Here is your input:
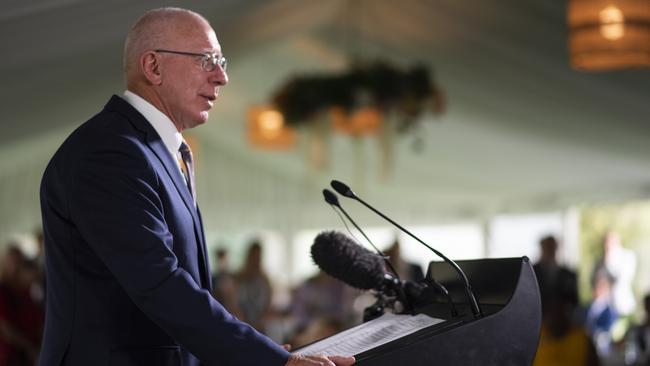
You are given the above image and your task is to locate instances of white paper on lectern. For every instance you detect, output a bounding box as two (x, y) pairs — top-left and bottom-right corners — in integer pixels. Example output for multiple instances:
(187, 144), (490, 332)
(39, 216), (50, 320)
(293, 313), (444, 357)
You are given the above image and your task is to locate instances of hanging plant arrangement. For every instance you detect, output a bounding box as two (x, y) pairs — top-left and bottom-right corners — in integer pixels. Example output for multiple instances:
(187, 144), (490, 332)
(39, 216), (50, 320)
(270, 61), (445, 135)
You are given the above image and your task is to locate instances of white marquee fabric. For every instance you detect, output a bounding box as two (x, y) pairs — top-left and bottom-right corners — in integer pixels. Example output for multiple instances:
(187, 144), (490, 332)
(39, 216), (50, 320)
(2, 0), (650, 246)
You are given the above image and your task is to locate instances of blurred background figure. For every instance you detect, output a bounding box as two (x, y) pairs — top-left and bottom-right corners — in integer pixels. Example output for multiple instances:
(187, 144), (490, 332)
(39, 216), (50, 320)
(32, 229), (45, 273)
(290, 318), (345, 349)
(234, 240), (273, 333)
(533, 234), (599, 365)
(385, 239), (424, 282)
(595, 231), (637, 318)
(211, 247), (239, 314)
(30, 229), (45, 307)
(0, 244), (43, 366)
(534, 285), (600, 366)
(586, 268), (619, 357)
(624, 293), (650, 366)
(290, 271), (358, 345)
(533, 235), (578, 314)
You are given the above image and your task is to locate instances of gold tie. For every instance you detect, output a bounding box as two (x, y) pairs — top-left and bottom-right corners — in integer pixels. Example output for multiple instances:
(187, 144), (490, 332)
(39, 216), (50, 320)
(178, 141), (196, 204)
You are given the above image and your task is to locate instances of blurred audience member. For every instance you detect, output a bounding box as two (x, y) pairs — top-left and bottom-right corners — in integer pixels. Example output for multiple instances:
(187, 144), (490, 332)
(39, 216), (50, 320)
(290, 318), (345, 349)
(235, 240), (273, 332)
(534, 283), (600, 366)
(0, 244), (44, 366)
(20, 229), (46, 311)
(594, 231), (637, 317)
(624, 294), (650, 365)
(291, 271), (358, 333)
(586, 268), (619, 357)
(533, 235), (578, 313)
(211, 248), (238, 313)
(32, 229), (45, 272)
(385, 239), (424, 282)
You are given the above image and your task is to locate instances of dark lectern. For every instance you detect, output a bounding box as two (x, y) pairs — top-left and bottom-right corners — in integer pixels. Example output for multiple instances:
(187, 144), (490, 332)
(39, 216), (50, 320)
(353, 257), (541, 365)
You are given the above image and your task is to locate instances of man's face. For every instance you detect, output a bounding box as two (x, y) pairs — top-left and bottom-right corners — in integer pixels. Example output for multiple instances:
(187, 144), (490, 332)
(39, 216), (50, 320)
(157, 19), (228, 131)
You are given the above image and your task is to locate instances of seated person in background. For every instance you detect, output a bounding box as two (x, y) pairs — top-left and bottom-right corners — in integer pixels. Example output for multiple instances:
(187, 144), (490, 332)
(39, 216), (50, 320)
(234, 240), (273, 333)
(385, 239), (424, 282)
(534, 285), (600, 366)
(0, 244), (44, 366)
(210, 248), (239, 314)
(290, 271), (358, 344)
(290, 318), (345, 349)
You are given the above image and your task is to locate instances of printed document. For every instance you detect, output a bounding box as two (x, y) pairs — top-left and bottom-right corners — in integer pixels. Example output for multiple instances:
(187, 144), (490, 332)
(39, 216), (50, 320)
(294, 313), (444, 357)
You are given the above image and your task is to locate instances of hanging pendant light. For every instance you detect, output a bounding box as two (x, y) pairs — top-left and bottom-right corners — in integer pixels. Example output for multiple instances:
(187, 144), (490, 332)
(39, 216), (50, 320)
(568, 0), (650, 71)
(247, 105), (295, 150)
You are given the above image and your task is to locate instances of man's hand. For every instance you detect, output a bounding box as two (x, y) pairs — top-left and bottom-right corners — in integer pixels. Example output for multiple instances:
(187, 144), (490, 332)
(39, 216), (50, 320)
(286, 354), (355, 366)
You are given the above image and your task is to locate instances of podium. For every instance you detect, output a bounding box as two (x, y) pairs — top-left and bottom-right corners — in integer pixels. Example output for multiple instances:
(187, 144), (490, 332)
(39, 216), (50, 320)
(352, 257), (541, 365)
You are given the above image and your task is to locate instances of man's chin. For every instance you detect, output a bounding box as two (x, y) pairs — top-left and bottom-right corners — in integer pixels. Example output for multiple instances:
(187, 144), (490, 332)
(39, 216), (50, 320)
(194, 112), (210, 126)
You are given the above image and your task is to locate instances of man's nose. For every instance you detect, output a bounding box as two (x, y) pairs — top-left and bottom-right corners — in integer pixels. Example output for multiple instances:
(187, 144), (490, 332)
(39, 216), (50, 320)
(210, 67), (228, 86)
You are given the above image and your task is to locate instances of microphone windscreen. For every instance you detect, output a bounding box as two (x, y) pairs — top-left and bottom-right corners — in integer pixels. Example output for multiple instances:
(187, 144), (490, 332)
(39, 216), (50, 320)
(330, 180), (355, 198)
(322, 189), (340, 206)
(311, 231), (385, 290)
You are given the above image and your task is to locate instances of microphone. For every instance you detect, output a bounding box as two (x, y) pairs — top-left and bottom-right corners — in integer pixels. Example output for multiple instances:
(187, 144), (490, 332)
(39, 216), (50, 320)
(311, 231), (399, 291)
(324, 188), (457, 317)
(330, 179), (482, 317)
(331, 180), (354, 198)
(322, 190), (416, 314)
(311, 230), (412, 320)
(323, 188), (340, 206)
(312, 230), (453, 319)
(322, 189), (402, 282)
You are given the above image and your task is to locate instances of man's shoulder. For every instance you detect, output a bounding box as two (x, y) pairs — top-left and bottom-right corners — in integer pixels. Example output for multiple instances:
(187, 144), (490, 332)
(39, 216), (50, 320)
(82, 95), (144, 136)
(61, 96), (147, 152)
(46, 96), (156, 176)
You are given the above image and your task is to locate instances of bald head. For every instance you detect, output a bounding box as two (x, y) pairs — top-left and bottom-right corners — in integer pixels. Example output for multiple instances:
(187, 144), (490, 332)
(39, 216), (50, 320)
(123, 7), (211, 82)
(122, 7), (227, 131)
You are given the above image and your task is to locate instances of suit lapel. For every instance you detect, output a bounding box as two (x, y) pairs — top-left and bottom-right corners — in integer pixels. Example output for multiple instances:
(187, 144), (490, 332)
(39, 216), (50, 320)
(147, 136), (197, 217)
(146, 138), (211, 289)
(104, 96), (211, 289)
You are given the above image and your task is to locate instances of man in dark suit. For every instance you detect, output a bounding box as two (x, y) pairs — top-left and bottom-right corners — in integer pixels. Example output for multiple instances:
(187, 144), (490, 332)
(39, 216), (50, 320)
(533, 235), (578, 313)
(39, 7), (354, 366)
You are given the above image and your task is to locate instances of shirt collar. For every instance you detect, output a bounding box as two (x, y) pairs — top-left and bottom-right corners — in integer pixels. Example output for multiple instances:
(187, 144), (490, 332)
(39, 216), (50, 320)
(122, 90), (183, 157)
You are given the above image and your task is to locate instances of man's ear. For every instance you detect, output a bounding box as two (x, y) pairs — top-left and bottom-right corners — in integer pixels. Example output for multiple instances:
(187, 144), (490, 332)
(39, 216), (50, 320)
(141, 51), (162, 85)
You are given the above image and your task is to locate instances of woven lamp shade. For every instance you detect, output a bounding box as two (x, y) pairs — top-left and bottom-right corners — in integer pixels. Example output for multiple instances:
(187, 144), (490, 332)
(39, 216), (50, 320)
(568, 0), (650, 71)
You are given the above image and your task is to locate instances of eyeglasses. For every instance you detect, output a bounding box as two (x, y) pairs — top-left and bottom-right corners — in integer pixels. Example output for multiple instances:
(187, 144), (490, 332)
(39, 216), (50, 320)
(154, 49), (227, 72)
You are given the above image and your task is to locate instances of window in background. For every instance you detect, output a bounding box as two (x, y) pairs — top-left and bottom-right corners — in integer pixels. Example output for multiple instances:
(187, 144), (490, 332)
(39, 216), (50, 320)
(398, 223), (485, 273)
(488, 212), (564, 262)
(291, 229), (322, 287)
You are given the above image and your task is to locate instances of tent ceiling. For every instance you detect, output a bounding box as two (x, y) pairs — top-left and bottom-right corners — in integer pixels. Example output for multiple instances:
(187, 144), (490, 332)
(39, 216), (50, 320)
(2, 0), (650, 233)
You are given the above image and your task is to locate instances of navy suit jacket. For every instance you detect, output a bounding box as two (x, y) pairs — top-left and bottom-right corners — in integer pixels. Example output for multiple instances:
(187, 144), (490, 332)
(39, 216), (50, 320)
(39, 96), (290, 366)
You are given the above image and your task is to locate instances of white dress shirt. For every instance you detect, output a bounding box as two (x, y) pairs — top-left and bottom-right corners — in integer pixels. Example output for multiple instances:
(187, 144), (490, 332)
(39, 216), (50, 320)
(121, 90), (185, 175)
